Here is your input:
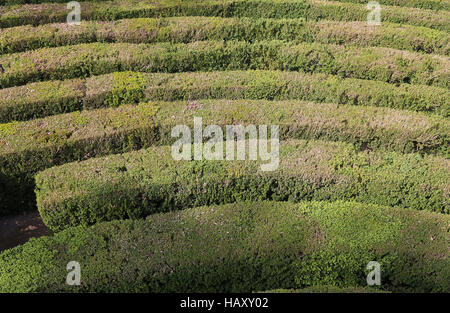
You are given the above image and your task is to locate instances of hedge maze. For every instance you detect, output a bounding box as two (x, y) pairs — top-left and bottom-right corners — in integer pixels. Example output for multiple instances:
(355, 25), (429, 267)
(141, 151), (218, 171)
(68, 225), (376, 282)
(0, 0), (449, 293)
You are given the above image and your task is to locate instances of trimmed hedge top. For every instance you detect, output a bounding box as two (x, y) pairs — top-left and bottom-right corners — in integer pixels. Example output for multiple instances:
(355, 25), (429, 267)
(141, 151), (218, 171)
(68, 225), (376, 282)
(1, 99), (447, 156)
(1, 17), (448, 55)
(263, 286), (389, 293)
(35, 139), (449, 231)
(0, 0), (447, 293)
(2, 0), (448, 10)
(329, 0), (450, 11)
(1, 98), (448, 215)
(1, 70), (449, 123)
(1, 201), (448, 292)
(0, 97), (447, 217)
(3, 70), (450, 123)
(1, 0), (449, 31)
(0, 41), (449, 89)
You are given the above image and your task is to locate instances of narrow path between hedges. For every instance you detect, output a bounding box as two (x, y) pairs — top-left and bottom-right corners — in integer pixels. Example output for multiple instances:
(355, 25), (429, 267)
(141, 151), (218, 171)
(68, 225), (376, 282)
(0, 211), (49, 252)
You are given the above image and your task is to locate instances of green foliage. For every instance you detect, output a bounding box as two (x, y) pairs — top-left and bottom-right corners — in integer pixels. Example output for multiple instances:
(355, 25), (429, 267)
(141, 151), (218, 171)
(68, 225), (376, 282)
(34, 139), (449, 231)
(0, 120), (18, 136)
(104, 72), (146, 107)
(264, 286), (388, 293)
(0, 41), (448, 90)
(0, 0), (448, 295)
(1, 70), (448, 123)
(0, 201), (448, 292)
(0, 0), (99, 4)
(0, 97), (447, 215)
(0, 101), (161, 216)
(0, 0), (448, 31)
(3, 0), (444, 10)
(331, 0), (450, 10)
(1, 17), (448, 55)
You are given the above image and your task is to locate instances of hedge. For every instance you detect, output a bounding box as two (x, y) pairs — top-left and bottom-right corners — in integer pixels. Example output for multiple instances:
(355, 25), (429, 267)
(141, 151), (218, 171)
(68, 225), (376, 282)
(0, 78), (86, 122)
(36, 138), (450, 231)
(2, 70), (448, 123)
(2, 17), (449, 56)
(331, 0), (450, 11)
(263, 286), (388, 293)
(0, 0), (104, 4)
(1, 41), (448, 90)
(1, 98), (447, 214)
(1, 201), (448, 292)
(2, 0), (447, 10)
(1, 0), (449, 31)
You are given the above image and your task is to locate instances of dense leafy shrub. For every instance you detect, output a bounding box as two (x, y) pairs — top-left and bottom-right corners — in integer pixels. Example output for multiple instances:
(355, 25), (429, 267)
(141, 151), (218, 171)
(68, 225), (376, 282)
(103, 72), (146, 107)
(0, 0), (103, 4)
(1, 17), (448, 55)
(0, 0), (447, 295)
(264, 286), (388, 293)
(331, 0), (450, 10)
(35, 139), (449, 231)
(2, 70), (448, 122)
(3, 0), (446, 10)
(1, 41), (448, 89)
(1, 0), (448, 31)
(1, 98), (447, 215)
(0, 79), (85, 122)
(0, 201), (448, 292)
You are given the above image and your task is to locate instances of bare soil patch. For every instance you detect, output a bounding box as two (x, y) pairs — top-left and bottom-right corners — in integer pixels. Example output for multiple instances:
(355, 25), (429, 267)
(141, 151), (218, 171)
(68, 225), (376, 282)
(0, 211), (50, 253)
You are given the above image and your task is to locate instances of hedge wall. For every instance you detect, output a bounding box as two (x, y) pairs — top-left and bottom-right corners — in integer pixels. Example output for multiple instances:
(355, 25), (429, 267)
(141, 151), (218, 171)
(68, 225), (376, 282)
(35, 139), (449, 231)
(264, 286), (388, 293)
(2, 0), (446, 10)
(1, 0), (448, 31)
(0, 78), (86, 122)
(0, 0), (103, 4)
(2, 17), (448, 55)
(1, 98), (448, 214)
(1, 201), (448, 292)
(1, 41), (448, 89)
(331, 0), (450, 10)
(2, 71), (448, 123)
(3, 98), (449, 215)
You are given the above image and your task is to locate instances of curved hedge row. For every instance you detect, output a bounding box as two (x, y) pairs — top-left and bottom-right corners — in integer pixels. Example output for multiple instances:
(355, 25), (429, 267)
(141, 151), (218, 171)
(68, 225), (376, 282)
(1, 201), (448, 292)
(264, 286), (388, 293)
(2, 70), (448, 123)
(1, 41), (448, 89)
(36, 139), (449, 231)
(0, 78), (86, 122)
(331, 0), (450, 11)
(1, 0), (449, 31)
(2, 0), (446, 10)
(1, 99), (448, 215)
(2, 17), (448, 55)
(0, 0), (104, 4)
